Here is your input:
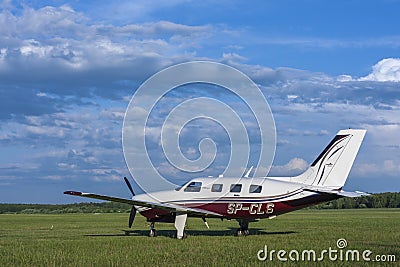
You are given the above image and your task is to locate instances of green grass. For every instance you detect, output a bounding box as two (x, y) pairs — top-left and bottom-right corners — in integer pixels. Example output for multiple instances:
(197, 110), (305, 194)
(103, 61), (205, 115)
(0, 209), (399, 266)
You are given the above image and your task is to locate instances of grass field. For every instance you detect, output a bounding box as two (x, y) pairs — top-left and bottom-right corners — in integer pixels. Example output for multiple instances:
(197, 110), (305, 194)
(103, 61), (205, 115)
(0, 209), (398, 266)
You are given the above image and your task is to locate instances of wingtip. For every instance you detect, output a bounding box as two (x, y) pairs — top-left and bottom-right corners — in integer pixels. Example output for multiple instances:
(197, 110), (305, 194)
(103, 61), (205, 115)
(64, 191), (82, 196)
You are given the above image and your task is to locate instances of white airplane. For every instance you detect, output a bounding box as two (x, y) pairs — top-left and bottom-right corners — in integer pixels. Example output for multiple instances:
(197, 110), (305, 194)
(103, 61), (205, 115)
(65, 129), (367, 239)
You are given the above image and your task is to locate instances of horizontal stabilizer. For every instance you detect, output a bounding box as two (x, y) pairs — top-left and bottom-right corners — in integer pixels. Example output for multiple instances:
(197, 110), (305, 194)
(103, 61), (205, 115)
(303, 186), (369, 198)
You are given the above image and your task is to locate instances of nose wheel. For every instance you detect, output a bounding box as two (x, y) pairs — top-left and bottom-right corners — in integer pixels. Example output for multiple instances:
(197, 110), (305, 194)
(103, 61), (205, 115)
(148, 222), (157, 237)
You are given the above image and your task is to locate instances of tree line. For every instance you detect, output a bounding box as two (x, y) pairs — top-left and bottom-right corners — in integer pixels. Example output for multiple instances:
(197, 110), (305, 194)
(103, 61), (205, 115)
(311, 192), (400, 209)
(0, 192), (399, 214)
(0, 202), (132, 214)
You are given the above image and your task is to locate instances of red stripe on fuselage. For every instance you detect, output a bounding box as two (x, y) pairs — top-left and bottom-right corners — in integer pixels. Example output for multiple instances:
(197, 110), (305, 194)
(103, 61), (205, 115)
(139, 193), (341, 221)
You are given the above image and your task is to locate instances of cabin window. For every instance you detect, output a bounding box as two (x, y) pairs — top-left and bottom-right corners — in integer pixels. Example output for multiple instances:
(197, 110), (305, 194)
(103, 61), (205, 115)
(184, 182), (202, 192)
(249, 185), (262, 193)
(230, 184), (242, 193)
(211, 184), (223, 192)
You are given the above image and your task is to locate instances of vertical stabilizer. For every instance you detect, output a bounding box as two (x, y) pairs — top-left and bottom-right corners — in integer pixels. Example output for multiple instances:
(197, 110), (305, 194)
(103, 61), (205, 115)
(292, 129), (366, 189)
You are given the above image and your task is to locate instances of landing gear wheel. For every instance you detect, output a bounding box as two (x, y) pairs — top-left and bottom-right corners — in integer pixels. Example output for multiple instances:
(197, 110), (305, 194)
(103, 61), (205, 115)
(236, 229), (243, 236)
(176, 231), (187, 239)
(236, 219), (250, 237)
(236, 229), (249, 236)
(148, 222), (157, 237)
(149, 229), (157, 237)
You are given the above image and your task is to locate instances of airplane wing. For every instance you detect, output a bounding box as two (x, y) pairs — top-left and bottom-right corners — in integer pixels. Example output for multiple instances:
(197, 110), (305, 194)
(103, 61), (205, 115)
(64, 191), (222, 217)
(303, 186), (369, 198)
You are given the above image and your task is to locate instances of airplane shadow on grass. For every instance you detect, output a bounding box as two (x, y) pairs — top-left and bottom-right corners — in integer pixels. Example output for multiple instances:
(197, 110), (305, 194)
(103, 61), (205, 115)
(84, 228), (297, 238)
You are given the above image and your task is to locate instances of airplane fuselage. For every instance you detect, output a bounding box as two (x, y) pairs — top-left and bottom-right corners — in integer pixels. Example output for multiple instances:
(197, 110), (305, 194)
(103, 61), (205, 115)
(134, 177), (340, 222)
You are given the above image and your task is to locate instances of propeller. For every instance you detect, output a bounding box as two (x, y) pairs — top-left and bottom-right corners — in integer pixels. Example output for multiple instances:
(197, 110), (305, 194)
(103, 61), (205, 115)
(124, 177), (136, 228)
(128, 206), (136, 228)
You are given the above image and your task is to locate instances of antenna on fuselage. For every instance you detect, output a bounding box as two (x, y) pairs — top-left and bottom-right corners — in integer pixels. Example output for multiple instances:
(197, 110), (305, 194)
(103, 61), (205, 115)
(244, 166), (253, 178)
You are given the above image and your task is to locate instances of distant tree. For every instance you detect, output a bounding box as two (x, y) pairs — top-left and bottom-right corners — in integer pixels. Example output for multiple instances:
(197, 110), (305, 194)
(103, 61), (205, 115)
(309, 192), (400, 209)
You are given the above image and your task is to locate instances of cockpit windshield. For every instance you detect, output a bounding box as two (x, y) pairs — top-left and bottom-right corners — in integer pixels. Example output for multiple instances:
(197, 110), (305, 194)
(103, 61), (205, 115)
(175, 181), (189, 191)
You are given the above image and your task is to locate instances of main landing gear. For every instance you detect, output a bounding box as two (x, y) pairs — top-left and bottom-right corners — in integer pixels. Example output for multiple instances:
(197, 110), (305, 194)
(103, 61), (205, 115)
(148, 213), (188, 239)
(236, 219), (249, 236)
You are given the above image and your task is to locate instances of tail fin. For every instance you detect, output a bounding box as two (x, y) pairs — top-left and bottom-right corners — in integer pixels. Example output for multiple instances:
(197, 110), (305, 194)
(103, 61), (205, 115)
(292, 129), (366, 189)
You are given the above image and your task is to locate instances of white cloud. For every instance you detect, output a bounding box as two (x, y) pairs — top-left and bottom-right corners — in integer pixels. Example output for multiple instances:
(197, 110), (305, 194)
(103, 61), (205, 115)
(221, 52), (247, 63)
(0, 5), (214, 83)
(270, 158), (308, 176)
(19, 39), (52, 57)
(119, 21), (211, 36)
(0, 48), (7, 61)
(319, 129), (329, 135)
(362, 124), (400, 151)
(354, 159), (400, 177)
(336, 74), (353, 82)
(359, 58), (400, 82)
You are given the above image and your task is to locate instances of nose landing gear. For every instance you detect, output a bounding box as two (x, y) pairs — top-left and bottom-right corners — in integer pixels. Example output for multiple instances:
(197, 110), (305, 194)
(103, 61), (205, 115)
(148, 222), (157, 237)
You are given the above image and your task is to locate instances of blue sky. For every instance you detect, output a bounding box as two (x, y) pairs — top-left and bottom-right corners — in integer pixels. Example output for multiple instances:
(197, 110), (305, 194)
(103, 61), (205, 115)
(0, 0), (399, 203)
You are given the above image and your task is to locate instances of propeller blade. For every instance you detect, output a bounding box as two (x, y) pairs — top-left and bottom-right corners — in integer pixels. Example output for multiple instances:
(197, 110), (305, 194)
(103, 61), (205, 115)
(124, 177), (136, 228)
(124, 177), (135, 196)
(129, 206), (136, 228)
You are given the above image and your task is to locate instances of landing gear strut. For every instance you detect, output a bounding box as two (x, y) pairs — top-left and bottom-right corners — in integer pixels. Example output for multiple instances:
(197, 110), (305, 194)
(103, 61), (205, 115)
(236, 219), (249, 236)
(149, 222), (157, 237)
(174, 213), (187, 239)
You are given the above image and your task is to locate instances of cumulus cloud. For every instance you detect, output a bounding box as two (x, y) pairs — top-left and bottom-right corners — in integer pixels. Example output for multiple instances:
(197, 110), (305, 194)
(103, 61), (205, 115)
(359, 58), (400, 82)
(0, 4), (212, 86)
(0, 104), (127, 186)
(221, 52), (248, 64)
(353, 159), (400, 177)
(269, 158), (308, 176)
(0, 3), (219, 123)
